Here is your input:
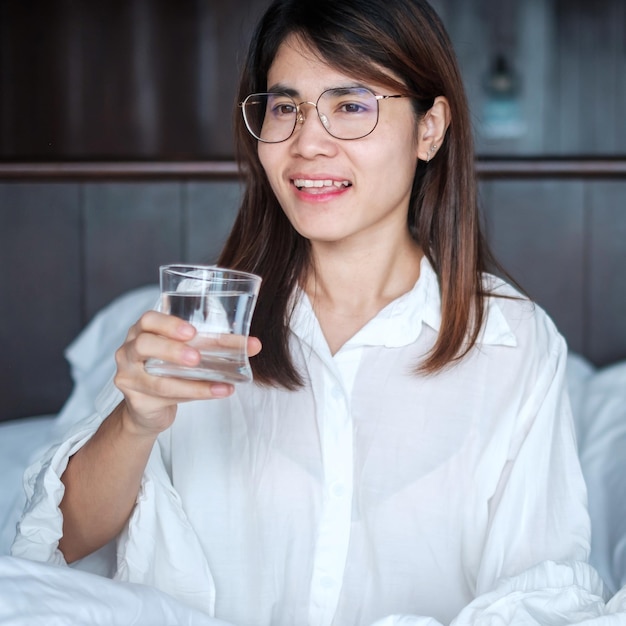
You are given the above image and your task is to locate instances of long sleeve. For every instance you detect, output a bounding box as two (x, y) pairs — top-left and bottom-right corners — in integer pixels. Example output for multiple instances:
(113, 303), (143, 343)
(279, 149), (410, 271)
(10, 379), (123, 571)
(368, 335), (611, 625)
(370, 562), (609, 626)
(10, 412), (107, 567)
(473, 333), (589, 592)
(11, 376), (218, 615)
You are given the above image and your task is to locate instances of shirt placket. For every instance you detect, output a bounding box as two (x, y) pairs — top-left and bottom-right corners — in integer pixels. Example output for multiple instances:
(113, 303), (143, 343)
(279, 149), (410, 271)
(308, 364), (355, 626)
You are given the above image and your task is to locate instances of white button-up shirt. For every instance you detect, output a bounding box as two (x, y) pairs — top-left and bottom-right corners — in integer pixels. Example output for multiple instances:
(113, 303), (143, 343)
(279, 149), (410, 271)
(13, 258), (593, 625)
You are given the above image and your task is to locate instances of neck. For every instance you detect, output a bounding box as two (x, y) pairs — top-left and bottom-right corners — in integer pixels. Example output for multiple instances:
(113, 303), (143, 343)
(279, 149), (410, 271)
(304, 232), (423, 353)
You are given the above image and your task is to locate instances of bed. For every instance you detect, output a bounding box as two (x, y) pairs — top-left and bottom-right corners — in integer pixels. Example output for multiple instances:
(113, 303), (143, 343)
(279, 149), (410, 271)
(1, 284), (626, 624)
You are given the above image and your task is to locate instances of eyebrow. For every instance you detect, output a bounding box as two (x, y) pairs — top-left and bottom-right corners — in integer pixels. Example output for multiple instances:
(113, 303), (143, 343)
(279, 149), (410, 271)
(265, 82), (371, 96)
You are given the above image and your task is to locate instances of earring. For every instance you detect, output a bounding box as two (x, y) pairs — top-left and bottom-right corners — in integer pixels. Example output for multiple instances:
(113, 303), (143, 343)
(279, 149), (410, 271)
(426, 144), (438, 163)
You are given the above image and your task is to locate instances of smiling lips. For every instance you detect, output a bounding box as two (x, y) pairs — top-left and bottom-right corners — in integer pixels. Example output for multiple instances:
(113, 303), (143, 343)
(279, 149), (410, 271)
(292, 178), (352, 193)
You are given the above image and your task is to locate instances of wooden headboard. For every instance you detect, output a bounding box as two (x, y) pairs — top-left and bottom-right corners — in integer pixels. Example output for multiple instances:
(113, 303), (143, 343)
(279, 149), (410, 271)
(1, 159), (625, 421)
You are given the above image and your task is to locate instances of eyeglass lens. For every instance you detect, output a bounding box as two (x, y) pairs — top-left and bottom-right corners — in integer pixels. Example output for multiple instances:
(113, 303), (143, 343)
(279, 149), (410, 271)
(242, 87), (380, 143)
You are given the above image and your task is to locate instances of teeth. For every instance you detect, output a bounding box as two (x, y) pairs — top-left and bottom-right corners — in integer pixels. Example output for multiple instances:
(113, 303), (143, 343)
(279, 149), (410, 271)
(293, 178), (351, 189)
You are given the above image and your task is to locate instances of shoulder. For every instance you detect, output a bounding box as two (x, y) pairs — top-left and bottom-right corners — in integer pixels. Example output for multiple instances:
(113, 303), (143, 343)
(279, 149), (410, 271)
(481, 272), (567, 369)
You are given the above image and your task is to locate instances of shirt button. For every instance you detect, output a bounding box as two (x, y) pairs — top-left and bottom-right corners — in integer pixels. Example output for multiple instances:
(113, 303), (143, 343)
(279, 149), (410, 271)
(320, 575), (336, 589)
(330, 482), (346, 498)
(330, 386), (343, 400)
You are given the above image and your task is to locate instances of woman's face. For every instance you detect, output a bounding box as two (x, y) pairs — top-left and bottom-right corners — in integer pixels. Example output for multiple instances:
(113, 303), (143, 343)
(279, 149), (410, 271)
(257, 35), (422, 251)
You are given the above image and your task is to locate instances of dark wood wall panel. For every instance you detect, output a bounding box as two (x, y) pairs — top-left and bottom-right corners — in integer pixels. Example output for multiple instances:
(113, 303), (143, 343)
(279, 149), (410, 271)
(2, 0), (624, 159)
(481, 180), (586, 356)
(83, 182), (182, 317)
(554, 0), (626, 155)
(587, 181), (626, 366)
(0, 0), (269, 160)
(0, 183), (81, 420)
(184, 181), (242, 265)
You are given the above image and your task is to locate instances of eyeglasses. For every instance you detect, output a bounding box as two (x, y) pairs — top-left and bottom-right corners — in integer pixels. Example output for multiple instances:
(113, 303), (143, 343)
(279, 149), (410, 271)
(240, 87), (410, 143)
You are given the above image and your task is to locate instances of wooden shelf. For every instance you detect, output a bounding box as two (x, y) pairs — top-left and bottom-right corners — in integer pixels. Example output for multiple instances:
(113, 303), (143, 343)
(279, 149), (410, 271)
(0, 161), (240, 180)
(476, 158), (626, 179)
(0, 158), (625, 180)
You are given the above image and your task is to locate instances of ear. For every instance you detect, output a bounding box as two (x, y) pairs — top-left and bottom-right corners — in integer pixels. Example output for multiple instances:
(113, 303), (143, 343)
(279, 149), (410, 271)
(416, 96), (451, 162)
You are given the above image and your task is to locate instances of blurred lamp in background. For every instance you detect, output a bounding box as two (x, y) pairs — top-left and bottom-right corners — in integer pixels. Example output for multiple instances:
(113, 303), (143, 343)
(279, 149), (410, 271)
(481, 53), (526, 140)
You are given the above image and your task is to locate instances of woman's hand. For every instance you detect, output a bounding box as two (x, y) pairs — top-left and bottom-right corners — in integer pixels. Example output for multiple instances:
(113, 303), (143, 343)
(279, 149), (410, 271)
(113, 310), (262, 436)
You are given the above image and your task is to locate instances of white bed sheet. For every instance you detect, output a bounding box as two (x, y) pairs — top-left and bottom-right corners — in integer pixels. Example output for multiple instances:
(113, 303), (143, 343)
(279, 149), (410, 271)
(1, 285), (625, 623)
(0, 554), (624, 626)
(0, 556), (234, 626)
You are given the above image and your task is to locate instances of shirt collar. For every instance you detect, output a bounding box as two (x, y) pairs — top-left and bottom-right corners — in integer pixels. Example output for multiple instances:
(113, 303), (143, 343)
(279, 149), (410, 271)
(290, 256), (517, 351)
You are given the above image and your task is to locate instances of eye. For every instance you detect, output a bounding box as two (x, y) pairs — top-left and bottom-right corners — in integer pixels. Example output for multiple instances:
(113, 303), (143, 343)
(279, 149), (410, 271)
(276, 103), (296, 115)
(340, 101), (367, 114)
(325, 88), (376, 116)
(269, 98), (296, 117)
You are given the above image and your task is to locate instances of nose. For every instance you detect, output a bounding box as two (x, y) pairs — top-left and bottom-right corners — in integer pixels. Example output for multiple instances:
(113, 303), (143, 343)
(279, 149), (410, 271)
(291, 102), (336, 158)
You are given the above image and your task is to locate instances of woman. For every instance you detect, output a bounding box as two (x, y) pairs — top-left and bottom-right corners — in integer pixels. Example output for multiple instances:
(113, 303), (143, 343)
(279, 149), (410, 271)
(13, 0), (602, 624)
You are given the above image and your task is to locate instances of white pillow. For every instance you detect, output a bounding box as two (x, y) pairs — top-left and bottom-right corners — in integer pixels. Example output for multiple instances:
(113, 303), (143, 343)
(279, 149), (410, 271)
(578, 360), (626, 595)
(53, 285), (160, 436)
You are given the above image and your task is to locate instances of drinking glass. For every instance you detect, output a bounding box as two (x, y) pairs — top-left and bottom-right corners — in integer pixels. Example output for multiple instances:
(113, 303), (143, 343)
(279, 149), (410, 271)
(145, 264), (261, 383)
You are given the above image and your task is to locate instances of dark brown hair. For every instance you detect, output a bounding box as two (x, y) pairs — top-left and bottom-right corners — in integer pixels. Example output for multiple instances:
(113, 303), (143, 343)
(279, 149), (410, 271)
(219, 0), (501, 388)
